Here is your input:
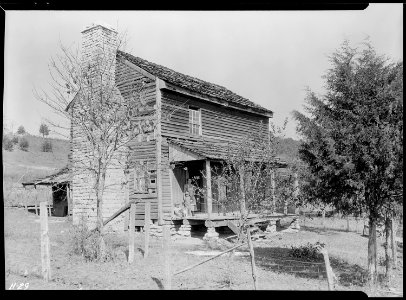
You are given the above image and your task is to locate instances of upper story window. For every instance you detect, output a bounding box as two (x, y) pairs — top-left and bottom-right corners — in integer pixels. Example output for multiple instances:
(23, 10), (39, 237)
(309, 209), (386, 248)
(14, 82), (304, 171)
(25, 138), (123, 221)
(189, 107), (202, 136)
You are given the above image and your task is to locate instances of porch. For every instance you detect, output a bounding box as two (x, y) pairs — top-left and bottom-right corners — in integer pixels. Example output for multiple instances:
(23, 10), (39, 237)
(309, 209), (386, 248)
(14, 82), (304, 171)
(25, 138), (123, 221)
(167, 211), (297, 228)
(167, 138), (296, 227)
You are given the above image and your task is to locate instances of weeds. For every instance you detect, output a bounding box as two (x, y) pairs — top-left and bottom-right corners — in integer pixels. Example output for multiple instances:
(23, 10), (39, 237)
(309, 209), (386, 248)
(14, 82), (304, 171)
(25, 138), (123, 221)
(68, 218), (114, 262)
(289, 241), (325, 261)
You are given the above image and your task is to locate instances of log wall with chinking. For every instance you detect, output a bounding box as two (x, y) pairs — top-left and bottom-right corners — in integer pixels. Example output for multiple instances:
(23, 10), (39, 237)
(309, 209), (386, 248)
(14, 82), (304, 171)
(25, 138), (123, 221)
(128, 141), (159, 222)
(116, 60), (160, 225)
(71, 56), (158, 231)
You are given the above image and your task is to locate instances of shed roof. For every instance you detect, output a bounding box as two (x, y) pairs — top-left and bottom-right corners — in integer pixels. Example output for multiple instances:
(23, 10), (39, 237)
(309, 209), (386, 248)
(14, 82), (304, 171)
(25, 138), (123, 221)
(22, 166), (71, 187)
(117, 51), (273, 116)
(167, 138), (288, 168)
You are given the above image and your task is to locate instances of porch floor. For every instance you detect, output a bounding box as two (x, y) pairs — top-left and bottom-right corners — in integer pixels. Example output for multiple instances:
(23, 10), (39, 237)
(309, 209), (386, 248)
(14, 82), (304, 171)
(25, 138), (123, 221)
(166, 211), (298, 227)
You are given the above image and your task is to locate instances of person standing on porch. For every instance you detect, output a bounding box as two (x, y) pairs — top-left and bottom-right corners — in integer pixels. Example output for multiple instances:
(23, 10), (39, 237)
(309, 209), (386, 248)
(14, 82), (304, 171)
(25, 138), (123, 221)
(184, 179), (197, 216)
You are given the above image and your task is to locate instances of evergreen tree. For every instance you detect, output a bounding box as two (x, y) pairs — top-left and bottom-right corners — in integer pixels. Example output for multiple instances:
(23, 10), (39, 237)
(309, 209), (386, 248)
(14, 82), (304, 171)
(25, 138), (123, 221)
(294, 41), (403, 282)
(17, 125), (26, 135)
(39, 123), (50, 138)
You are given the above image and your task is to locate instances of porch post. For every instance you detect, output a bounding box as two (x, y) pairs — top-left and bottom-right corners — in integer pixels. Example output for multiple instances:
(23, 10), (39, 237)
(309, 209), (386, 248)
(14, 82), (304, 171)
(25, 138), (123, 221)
(290, 172), (299, 215)
(293, 172), (299, 200)
(239, 165), (246, 218)
(271, 169), (276, 214)
(205, 160), (212, 220)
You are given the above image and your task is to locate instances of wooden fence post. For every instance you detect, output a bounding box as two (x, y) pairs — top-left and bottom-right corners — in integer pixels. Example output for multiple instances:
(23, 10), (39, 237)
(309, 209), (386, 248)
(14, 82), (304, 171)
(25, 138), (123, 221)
(40, 202), (51, 281)
(163, 224), (172, 290)
(322, 209), (326, 229)
(320, 247), (334, 290)
(124, 172), (130, 232)
(247, 228), (258, 290)
(128, 203), (136, 264)
(346, 216), (350, 232)
(144, 202), (151, 258)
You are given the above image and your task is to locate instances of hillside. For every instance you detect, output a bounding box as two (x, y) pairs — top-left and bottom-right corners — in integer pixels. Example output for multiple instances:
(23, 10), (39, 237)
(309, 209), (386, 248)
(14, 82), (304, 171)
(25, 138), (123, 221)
(2, 133), (301, 183)
(3, 134), (69, 183)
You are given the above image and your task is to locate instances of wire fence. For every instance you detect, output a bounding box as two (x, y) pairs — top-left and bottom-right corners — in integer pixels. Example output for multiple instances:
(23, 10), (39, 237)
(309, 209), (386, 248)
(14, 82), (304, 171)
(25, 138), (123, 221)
(299, 213), (403, 238)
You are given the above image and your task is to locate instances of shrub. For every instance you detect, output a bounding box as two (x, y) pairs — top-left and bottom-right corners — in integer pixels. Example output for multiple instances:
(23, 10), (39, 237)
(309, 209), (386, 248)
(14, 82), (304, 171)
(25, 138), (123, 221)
(289, 241), (325, 261)
(18, 137), (29, 151)
(11, 135), (19, 144)
(41, 140), (53, 152)
(3, 135), (14, 151)
(68, 218), (114, 262)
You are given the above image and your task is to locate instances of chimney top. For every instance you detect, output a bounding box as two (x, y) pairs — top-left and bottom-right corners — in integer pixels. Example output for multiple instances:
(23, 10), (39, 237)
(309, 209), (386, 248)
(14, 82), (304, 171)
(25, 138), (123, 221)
(81, 21), (117, 33)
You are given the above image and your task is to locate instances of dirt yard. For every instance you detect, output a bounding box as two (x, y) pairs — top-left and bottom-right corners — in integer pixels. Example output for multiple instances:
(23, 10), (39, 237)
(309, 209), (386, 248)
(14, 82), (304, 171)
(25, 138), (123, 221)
(4, 208), (403, 294)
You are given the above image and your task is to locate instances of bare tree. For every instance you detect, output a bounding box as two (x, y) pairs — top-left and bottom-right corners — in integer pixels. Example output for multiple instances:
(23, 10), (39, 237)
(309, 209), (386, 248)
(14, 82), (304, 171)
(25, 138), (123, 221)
(195, 120), (297, 235)
(34, 30), (155, 258)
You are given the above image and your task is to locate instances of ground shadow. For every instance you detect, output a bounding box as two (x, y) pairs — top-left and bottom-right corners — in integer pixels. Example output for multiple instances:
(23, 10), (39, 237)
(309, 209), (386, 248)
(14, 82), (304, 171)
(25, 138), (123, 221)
(328, 256), (369, 286)
(137, 247), (145, 256)
(300, 226), (350, 236)
(151, 277), (164, 290)
(253, 246), (325, 280)
(123, 249), (129, 260)
(252, 246), (369, 287)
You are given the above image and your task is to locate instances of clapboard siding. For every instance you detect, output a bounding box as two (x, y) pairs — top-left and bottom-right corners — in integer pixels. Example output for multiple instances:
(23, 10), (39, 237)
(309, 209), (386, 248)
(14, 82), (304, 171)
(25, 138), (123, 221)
(161, 90), (269, 142)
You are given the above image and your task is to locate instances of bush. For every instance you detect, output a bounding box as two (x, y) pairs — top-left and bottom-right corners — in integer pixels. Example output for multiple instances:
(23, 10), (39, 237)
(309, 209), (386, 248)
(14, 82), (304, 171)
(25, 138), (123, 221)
(3, 135), (14, 151)
(11, 135), (19, 144)
(41, 140), (53, 152)
(18, 137), (29, 151)
(69, 218), (114, 262)
(289, 241), (325, 261)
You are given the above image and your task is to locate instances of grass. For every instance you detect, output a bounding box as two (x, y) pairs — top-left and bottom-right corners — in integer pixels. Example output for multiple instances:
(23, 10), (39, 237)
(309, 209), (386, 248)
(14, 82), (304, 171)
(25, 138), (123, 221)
(4, 207), (403, 293)
(3, 134), (69, 207)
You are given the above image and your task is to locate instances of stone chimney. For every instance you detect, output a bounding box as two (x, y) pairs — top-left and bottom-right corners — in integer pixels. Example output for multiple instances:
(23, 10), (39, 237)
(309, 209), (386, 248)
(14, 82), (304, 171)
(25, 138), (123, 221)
(81, 22), (118, 88)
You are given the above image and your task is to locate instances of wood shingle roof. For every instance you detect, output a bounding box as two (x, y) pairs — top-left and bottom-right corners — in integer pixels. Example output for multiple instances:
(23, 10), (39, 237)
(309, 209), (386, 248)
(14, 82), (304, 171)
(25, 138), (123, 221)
(117, 50), (273, 116)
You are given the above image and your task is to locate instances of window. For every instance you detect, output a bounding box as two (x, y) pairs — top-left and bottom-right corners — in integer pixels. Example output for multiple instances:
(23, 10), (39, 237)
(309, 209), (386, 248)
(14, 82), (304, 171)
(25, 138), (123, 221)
(134, 168), (147, 193)
(189, 107), (202, 135)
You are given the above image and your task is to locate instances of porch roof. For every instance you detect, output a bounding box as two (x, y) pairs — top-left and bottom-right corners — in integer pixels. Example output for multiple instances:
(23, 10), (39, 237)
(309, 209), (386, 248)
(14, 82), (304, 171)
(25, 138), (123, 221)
(167, 138), (288, 168)
(22, 166), (71, 187)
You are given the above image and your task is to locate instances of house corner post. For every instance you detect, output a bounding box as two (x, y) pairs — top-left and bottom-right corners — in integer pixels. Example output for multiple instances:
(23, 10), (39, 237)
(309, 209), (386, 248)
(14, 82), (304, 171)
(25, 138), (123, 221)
(155, 77), (163, 225)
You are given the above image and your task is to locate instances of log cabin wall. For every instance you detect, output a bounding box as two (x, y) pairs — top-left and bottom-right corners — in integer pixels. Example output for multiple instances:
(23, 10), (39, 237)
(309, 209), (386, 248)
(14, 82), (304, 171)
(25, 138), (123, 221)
(116, 59), (161, 225)
(116, 59), (156, 108)
(160, 89), (269, 142)
(127, 141), (159, 222)
(161, 139), (173, 219)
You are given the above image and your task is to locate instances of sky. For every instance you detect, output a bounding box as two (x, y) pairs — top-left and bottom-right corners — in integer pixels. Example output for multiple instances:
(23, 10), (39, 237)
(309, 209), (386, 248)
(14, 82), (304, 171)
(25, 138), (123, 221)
(3, 5), (403, 140)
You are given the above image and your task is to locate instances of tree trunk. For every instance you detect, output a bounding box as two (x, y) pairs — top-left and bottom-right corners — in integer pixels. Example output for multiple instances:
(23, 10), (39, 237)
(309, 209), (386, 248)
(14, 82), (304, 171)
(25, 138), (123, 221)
(367, 217), (378, 283)
(391, 218), (398, 268)
(239, 166), (246, 219)
(95, 166), (107, 259)
(384, 217), (392, 280)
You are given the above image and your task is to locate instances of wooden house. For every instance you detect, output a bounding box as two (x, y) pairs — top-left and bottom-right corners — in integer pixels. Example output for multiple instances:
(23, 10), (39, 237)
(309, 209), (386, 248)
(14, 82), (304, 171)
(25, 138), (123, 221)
(67, 22), (291, 233)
